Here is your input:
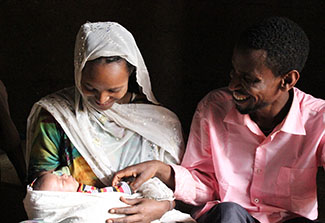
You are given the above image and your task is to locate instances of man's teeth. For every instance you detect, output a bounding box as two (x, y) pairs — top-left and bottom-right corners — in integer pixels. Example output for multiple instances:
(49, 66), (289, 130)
(233, 92), (248, 101)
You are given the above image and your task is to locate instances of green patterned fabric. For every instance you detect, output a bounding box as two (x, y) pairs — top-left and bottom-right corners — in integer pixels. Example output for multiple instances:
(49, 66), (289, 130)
(28, 109), (102, 186)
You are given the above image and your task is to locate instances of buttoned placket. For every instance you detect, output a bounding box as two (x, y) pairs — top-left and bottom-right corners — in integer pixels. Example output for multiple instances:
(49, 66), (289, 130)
(250, 135), (272, 209)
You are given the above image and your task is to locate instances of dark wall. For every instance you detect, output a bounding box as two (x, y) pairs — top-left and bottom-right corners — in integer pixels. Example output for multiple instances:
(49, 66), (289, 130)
(1, 0), (324, 136)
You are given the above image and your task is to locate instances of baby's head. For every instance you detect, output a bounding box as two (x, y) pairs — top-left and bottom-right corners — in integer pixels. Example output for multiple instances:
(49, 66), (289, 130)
(32, 172), (79, 192)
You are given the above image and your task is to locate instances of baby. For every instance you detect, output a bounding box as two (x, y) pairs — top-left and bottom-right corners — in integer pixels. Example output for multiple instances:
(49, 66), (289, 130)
(25, 173), (196, 223)
(31, 172), (132, 194)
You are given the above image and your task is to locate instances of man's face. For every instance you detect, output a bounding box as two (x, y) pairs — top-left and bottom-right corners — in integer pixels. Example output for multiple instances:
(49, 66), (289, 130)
(228, 48), (283, 115)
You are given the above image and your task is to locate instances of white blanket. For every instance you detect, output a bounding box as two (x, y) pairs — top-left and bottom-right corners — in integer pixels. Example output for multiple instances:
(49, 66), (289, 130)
(23, 178), (196, 223)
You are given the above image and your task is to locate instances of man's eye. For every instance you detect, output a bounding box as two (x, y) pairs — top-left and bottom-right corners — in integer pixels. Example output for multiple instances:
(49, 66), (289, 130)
(243, 76), (259, 84)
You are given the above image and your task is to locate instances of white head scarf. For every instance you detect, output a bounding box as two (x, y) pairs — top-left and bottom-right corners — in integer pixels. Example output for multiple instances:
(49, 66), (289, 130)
(74, 21), (158, 104)
(26, 22), (184, 185)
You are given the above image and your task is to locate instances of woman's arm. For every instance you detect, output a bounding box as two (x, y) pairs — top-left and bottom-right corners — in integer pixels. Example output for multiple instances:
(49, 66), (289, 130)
(28, 110), (63, 183)
(106, 197), (173, 223)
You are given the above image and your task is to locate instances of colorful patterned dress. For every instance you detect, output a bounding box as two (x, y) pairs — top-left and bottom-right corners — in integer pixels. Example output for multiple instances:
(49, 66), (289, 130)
(28, 109), (101, 186)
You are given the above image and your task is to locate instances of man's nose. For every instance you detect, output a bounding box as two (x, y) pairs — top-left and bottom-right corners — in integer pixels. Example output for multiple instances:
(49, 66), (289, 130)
(228, 74), (242, 91)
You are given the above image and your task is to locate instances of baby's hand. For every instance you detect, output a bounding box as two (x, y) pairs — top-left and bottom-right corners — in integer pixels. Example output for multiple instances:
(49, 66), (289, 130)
(112, 161), (160, 192)
(121, 176), (135, 185)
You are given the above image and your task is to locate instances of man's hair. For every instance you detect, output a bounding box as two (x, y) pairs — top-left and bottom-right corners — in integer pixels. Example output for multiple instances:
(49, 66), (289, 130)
(235, 17), (309, 76)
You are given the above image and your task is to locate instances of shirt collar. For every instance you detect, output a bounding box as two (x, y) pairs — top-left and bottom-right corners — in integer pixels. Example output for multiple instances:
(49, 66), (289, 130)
(224, 88), (306, 136)
(279, 88), (306, 135)
(224, 106), (262, 135)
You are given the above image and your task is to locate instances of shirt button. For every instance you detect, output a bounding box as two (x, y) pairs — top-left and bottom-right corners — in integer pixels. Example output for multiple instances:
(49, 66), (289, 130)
(254, 198), (259, 203)
(256, 169), (262, 174)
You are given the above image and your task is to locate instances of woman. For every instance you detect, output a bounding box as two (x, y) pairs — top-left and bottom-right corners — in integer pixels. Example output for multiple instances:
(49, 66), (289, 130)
(26, 21), (184, 222)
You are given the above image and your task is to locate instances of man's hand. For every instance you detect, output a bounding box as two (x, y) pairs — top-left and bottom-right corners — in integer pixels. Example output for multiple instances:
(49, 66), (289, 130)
(112, 160), (174, 192)
(106, 197), (171, 223)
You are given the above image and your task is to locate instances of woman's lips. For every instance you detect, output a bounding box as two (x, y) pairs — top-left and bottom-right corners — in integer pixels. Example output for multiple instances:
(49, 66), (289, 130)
(94, 99), (114, 109)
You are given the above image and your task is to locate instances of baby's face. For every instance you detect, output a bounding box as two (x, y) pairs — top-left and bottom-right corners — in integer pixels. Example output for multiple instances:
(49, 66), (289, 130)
(40, 173), (79, 192)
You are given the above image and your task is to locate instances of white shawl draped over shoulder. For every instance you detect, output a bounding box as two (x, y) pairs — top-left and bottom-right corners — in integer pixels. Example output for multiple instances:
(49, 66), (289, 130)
(27, 87), (184, 185)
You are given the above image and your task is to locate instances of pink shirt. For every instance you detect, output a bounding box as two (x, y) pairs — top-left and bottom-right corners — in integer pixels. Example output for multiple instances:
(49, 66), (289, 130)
(172, 87), (325, 223)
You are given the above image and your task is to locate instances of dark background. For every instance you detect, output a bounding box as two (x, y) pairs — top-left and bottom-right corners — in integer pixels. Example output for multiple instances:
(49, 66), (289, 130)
(1, 0), (324, 136)
(0, 0), (324, 222)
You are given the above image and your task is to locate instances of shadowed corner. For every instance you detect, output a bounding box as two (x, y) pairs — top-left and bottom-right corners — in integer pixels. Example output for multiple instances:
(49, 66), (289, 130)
(317, 167), (325, 222)
(0, 149), (27, 223)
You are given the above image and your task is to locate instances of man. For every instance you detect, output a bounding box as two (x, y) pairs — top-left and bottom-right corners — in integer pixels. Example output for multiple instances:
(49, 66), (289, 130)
(110, 17), (324, 223)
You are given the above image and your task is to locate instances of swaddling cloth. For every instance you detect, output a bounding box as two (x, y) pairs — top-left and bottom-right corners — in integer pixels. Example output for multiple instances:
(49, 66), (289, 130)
(23, 186), (131, 223)
(23, 177), (196, 223)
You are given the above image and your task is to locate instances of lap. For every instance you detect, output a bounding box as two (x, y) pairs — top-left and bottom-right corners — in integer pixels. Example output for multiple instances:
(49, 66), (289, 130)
(197, 202), (256, 223)
(197, 202), (318, 223)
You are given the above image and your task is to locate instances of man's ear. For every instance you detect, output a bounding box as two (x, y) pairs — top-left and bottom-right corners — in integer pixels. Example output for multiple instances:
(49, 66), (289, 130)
(280, 70), (300, 91)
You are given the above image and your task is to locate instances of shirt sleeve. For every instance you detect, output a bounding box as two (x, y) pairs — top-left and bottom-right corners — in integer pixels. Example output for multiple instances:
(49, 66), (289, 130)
(172, 101), (219, 205)
(319, 134), (325, 168)
(28, 109), (63, 182)
(316, 108), (325, 168)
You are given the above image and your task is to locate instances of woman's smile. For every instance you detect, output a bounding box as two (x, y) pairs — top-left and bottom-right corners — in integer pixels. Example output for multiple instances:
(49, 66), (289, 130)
(94, 98), (115, 110)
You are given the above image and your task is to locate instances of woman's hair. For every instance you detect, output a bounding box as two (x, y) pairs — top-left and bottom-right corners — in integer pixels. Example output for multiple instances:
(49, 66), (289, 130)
(235, 16), (309, 77)
(87, 56), (141, 94)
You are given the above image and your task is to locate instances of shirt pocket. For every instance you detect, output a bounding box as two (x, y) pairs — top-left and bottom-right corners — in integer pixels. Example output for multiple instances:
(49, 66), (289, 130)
(276, 166), (317, 211)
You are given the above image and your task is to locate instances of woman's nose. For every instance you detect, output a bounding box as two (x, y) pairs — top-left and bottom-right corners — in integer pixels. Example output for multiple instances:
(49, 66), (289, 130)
(96, 92), (110, 104)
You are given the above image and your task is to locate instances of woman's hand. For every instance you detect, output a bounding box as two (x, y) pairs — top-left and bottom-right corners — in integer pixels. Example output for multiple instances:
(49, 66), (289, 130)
(106, 197), (171, 223)
(112, 160), (171, 192)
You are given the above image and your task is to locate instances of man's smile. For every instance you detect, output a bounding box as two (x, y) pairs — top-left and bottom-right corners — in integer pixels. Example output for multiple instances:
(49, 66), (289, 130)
(233, 91), (250, 102)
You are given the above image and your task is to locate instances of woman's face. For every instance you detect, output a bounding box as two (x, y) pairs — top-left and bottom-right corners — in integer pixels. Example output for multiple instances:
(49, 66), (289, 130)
(81, 60), (130, 111)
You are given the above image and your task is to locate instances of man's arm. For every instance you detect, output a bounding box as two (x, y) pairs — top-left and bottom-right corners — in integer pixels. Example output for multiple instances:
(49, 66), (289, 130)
(113, 97), (219, 205)
(112, 160), (175, 192)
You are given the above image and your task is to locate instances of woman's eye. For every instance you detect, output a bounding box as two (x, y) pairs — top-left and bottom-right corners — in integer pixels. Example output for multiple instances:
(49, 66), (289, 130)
(84, 85), (95, 92)
(108, 89), (121, 93)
